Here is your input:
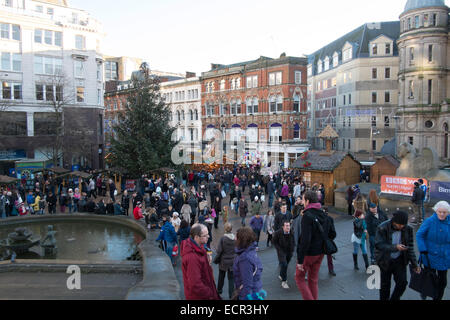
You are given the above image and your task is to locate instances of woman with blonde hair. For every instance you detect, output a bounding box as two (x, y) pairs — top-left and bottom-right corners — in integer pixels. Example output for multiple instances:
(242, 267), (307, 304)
(352, 193), (368, 217)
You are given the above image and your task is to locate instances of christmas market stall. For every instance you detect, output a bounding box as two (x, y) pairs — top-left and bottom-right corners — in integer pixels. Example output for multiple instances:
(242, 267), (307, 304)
(370, 155), (400, 184)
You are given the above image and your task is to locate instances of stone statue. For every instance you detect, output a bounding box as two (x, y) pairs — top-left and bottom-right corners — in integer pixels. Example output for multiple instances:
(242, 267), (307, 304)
(41, 225), (57, 256)
(396, 143), (450, 182)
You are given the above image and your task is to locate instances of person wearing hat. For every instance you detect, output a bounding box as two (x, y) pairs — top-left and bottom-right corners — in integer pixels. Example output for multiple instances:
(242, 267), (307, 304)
(365, 202), (388, 264)
(375, 210), (421, 301)
(411, 181), (425, 225)
(171, 212), (181, 233)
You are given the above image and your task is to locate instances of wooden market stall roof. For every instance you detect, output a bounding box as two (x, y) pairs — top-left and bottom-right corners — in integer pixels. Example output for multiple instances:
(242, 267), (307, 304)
(151, 167), (177, 174)
(57, 171), (92, 179)
(318, 125), (339, 139)
(292, 151), (360, 172)
(0, 175), (19, 185)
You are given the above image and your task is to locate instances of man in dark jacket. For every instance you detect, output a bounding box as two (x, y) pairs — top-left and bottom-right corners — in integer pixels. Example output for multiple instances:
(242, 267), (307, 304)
(46, 191), (57, 214)
(365, 203), (388, 264)
(267, 179), (275, 208)
(181, 224), (221, 300)
(273, 221), (295, 289)
(375, 210), (421, 301)
(274, 204), (292, 232)
(121, 191), (130, 216)
(411, 182), (425, 225)
(295, 191), (334, 300)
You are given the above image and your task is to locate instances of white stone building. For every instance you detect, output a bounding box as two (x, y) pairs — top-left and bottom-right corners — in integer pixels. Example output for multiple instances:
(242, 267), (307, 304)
(397, 0), (450, 161)
(0, 0), (105, 171)
(160, 76), (202, 156)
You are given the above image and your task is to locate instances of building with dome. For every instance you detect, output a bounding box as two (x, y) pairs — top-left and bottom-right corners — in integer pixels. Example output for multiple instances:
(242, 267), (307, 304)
(397, 0), (450, 161)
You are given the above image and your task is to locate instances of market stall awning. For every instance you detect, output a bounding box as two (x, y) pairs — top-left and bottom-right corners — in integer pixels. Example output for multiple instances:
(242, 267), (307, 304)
(0, 175), (19, 185)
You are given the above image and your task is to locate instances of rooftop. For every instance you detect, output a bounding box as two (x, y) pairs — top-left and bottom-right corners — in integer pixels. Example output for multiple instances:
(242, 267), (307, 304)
(292, 151), (359, 172)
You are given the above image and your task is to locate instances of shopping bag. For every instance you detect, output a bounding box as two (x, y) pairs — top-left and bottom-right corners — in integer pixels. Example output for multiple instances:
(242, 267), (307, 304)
(221, 190), (226, 198)
(172, 245), (179, 257)
(409, 255), (439, 299)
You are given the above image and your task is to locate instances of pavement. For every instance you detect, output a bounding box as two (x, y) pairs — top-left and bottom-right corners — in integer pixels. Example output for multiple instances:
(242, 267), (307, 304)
(173, 189), (450, 301)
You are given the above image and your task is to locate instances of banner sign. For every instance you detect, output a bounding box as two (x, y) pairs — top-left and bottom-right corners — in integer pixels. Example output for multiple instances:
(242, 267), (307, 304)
(126, 180), (136, 191)
(0, 150), (26, 160)
(430, 181), (450, 202)
(381, 176), (428, 197)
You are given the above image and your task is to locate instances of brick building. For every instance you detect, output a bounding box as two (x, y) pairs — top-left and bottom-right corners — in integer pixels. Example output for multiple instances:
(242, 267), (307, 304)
(200, 54), (309, 168)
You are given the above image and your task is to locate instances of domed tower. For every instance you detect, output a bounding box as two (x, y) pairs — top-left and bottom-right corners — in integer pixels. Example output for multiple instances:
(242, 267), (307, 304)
(397, 0), (450, 160)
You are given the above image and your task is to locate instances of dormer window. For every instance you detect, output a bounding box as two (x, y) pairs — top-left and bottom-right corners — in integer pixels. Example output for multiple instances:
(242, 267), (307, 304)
(372, 44), (378, 55)
(333, 53), (339, 67)
(343, 47), (352, 62)
(317, 60), (322, 73)
(385, 43), (391, 55)
(324, 57), (330, 71)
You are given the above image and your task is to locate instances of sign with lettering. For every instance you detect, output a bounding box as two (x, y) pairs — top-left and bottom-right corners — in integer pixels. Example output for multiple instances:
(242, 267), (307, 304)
(381, 176), (428, 197)
(430, 181), (450, 202)
(0, 150), (26, 160)
(125, 180), (136, 191)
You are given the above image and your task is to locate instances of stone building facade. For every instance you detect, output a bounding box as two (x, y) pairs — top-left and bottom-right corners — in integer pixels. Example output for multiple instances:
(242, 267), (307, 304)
(0, 0), (105, 172)
(397, 0), (450, 161)
(200, 55), (309, 168)
(307, 22), (400, 157)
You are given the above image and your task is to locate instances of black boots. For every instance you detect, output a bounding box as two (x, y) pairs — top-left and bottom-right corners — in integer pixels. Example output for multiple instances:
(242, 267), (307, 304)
(353, 254), (359, 270)
(363, 254), (370, 270)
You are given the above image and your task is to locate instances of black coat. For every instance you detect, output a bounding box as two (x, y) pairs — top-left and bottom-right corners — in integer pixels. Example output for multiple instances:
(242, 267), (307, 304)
(375, 220), (418, 271)
(215, 234), (236, 271)
(273, 229), (295, 263)
(365, 211), (388, 236)
(411, 187), (424, 204)
(274, 211), (292, 232)
(297, 208), (334, 264)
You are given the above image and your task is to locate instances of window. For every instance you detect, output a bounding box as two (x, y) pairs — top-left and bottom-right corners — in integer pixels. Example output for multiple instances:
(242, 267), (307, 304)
(206, 103), (214, 116)
(409, 80), (414, 98)
(428, 79), (432, 105)
(269, 72), (282, 86)
(343, 139), (346, 150)
(343, 95), (346, 106)
(324, 57), (330, 71)
(1, 23), (9, 39)
(348, 94), (352, 105)
(385, 68), (391, 79)
(247, 98), (258, 114)
(220, 80), (225, 91)
(385, 116), (390, 127)
(295, 71), (302, 84)
(348, 117), (351, 128)
(372, 44), (378, 55)
(269, 126), (282, 143)
(293, 95), (300, 113)
(4, 0), (12, 7)
(415, 16), (420, 28)
(45, 30), (52, 45)
(1, 52), (10, 70)
(246, 75), (258, 88)
(343, 47), (352, 61)
(428, 45), (433, 62)
(55, 32), (62, 47)
(385, 43), (391, 55)
(47, 8), (54, 16)
(35, 5), (43, 13)
(46, 85), (54, 101)
(75, 35), (85, 50)
(372, 116), (377, 127)
(385, 91), (390, 103)
(333, 53), (339, 67)
(407, 18), (411, 29)
(236, 78), (240, 89)
(372, 140), (377, 151)
(230, 79), (235, 90)
(219, 102), (226, 115)
(317, 61), (322, 73)
(36, 84), (44, 100)
(293, 123), (300, 139)
(34, 29), (42, 43)
(307, 65), (312, 77)
(195, 109), (199, 120)
(252, 76), (258, 88)
(409, 47), (415, 64)
(372, 92), (377, 103)
(1, 81), (21, 100)
(348, 139), (351, 150)
(409, 137), (414, 146)
(424, 14), (429, 27)
(431, 14), (437, 26)
(372, 68), (377, 79)
(105, 61), (118, 81)
(76, 87), (84, 103)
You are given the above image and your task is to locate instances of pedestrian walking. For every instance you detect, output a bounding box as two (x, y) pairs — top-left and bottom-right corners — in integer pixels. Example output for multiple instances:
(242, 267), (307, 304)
(346, 186), (354, 216)
(156, 214), (179, 266)
(375, 210), (421, 301)
(171, 212), (181, 233)
(239, 195), (248, 226)
(273, 221), (295, 289)
(181, 223), (221, 300)
(213, 195), (222, 229)
(352, 210), (370, 271)
(180, 202), (192, 226)
(263, 209), (275, 247)
(274, 203), (292, 232)
(295, 190), (333, 300)
(416, 201), (450, 300)
(214, 223), (236, 299)
(352, 193), (367, 217)
(249, 212), (264, 248)
(365, 202), (388, 264)
(121, 190), (130, 216)
(411, 181), (425, 225)
(233, 227), (264, 300)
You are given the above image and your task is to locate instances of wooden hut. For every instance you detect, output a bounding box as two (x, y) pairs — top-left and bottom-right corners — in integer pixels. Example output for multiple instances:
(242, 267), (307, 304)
(292, 125), (361, 205)
(370, 155), (400, 184)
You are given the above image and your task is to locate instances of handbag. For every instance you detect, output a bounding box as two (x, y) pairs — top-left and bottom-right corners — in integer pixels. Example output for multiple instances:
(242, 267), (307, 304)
(310, 214), (338, 255)
(409, 254), (439, 299)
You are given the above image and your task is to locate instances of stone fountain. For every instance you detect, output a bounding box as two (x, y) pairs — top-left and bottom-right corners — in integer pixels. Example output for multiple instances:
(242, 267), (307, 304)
(0, 227), (41, 262)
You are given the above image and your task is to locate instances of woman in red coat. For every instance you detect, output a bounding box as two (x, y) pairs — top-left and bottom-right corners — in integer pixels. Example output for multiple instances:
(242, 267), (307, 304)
(133, 202), (144, 220)
(181, 224), (221, 300)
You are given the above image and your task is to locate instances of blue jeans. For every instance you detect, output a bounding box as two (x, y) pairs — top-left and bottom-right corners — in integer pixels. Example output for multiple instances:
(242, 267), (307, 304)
(235, 200), (240, 214)
(353, 241), (367, 255)
(164, 241), (177, 264)
(68, 203), (73, 213)
(268, 193), (274, 208)
(241, 217), (246, 226)
(224, 183), (230, 195)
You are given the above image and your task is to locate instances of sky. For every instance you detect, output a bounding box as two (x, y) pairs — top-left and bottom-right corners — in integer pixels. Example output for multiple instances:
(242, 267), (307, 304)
(69, 0), (448, 75)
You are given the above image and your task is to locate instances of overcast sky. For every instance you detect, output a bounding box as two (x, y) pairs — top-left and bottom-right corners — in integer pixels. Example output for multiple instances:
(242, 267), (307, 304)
(70, 0), (448, 75)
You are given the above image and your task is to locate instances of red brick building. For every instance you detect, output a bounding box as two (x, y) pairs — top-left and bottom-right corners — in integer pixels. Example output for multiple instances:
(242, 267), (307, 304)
(200, 54), (309, 168)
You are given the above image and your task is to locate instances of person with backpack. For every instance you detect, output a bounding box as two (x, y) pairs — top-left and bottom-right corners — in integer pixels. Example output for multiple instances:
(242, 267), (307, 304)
(352, 210), (369, 271)
(295, 190), (335, 300)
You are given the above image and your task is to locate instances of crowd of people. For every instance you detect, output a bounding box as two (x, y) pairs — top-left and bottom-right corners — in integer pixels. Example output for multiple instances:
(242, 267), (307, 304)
(0, 164), (448, 301)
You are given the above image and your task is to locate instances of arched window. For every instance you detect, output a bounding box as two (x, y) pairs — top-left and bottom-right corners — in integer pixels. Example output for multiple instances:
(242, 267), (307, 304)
(270, 123), (282, 143)
(220, 101), (227, 115)
(247, 124), (258, 143)
(177, 111), (181, 122)
(181, 110), (185, 121)
(270, 96), (276, 113)
(230, 99), (236, 115)
(236, 78), (241, 89)
(189, 110), (193, 121)
(220, 79), (226, 91)
(247, 98), (258, 114)
(195, 109), (198, 120)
